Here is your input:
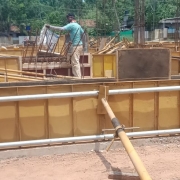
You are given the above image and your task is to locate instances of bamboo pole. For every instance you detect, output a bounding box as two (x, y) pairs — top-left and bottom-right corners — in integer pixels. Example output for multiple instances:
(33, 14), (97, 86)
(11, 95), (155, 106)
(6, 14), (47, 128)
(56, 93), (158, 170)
(0, 68), (45, 77)
(0, 73), (44, 80)
(0, 75), (41, 82)
(0, 68), (79, 79)
(101, 98), (152, 180)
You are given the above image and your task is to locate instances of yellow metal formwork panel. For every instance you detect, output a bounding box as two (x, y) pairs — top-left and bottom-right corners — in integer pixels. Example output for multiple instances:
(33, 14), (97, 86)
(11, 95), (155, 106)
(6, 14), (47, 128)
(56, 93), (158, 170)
(105, 83), (132, 131)
(18, 86), (47, 140)
(1, 80), (180, 144)
(107, 94), (130, 129)
(0, 56), (20, 82)
(158, 82), (180, 129)
(93, 54), (116, 78)
(73, 97), (99, 136)
(73, 84), (100, 92)
(133, 82), (156, 131)
(104, 55), (116, 77)
(171, 59), (179, 75)
(93, 55), (104, 77)
(171, 51), (180, 57)
(47, 85), (73, 138)
(0, 50), (22, 56)
(0, 88), (18, 142)
(5, 58), (20, 70)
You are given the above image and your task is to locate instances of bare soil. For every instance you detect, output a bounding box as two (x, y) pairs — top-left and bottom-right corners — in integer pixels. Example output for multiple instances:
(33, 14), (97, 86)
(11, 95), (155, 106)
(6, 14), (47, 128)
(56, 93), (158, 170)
(0, 143), (180, 180)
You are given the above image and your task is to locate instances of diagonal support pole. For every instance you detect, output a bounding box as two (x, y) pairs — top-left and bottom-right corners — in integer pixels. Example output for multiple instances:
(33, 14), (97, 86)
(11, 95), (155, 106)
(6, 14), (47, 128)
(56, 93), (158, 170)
(101, 98), (152, 180)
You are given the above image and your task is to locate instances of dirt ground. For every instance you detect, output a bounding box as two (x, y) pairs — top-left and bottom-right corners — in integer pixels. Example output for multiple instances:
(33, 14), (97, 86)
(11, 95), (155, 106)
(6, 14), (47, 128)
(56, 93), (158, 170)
(0, 142), (180, 180)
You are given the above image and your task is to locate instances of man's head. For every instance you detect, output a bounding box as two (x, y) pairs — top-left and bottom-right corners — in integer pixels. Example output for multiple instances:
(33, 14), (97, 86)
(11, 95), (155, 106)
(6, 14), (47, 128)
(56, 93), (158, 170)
(66, 13), (75, 23)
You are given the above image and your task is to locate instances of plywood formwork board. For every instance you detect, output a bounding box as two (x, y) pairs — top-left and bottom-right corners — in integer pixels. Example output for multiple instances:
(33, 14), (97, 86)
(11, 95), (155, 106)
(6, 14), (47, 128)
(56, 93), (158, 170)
(171, 59), (179, 75)
(0, 88), (19, 142)
(0, 80), (180, 143)
(171, 51), (180, 57)
(0, 48), (39, 57)
(48, 98), (73, 138)
(47, 85), (73, 138)
(133, 82), (156, 131)
(18, 86), (47, 141)
(73, 97), (99, 136)
(117, 48), (171, 81)
(162, 44), (177, 48)
(0, 50), (22, 56)
(104, 82), (132, 132)
(93, 54), (117, 78)
(93, 55), (104, 77)
(0, 56), (21, 70)
(158, 81), (180, 130)
(72, 84), (100, 92)
(177, 47), (180, 51)
(0, 56), (21, 82)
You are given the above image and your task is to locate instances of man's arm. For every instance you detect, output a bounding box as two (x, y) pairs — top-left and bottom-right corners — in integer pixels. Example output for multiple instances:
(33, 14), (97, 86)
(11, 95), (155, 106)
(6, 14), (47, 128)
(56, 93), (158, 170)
(45, 24), (65, 31)
(45, 24), (71, 31)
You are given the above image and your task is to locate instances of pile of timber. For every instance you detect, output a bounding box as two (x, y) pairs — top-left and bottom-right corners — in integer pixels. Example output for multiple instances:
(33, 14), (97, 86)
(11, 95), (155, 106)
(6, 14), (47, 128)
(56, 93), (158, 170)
(93, 37), (134, 54)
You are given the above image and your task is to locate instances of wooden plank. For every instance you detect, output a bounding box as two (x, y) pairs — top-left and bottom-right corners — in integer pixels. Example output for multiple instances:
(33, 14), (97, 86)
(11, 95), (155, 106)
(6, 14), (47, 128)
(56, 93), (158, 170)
(117, 48), (171, 81)
(97, 85), (109, 114)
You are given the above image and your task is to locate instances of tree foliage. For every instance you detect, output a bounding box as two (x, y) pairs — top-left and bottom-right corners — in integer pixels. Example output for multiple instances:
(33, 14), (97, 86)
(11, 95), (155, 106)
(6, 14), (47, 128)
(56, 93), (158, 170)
(0, 0), (179, 35)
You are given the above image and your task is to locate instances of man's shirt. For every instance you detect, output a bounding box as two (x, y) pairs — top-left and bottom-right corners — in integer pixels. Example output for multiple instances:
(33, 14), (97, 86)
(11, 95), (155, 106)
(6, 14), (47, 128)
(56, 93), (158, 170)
(50, 22), (84, 46)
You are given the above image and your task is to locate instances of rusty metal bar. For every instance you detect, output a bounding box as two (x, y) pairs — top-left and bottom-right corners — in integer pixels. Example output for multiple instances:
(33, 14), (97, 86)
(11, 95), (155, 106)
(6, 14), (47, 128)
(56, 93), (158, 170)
(101, 98), (152, 180)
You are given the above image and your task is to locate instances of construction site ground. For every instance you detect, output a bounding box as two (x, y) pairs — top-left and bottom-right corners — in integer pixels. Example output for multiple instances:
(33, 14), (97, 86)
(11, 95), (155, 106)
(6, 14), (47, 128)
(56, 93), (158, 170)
(0, 137), (180, 180)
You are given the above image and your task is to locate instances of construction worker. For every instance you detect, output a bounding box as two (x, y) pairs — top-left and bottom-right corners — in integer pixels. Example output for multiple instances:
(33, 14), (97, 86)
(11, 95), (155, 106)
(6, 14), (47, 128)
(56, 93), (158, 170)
(46, 13), (84, 78)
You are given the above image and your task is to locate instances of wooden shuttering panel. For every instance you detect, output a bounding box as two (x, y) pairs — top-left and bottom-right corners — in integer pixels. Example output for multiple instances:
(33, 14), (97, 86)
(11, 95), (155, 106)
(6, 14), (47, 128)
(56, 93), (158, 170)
(117, 48), (171, 81)
(0, 80), (180, 143)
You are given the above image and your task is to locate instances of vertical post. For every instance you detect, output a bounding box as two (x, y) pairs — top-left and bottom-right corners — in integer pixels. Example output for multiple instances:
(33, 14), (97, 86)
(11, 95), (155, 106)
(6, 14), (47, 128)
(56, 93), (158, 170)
(140, 0), (145, 44)
(134, 0), (139, 46)
(101, 98), (152, 180)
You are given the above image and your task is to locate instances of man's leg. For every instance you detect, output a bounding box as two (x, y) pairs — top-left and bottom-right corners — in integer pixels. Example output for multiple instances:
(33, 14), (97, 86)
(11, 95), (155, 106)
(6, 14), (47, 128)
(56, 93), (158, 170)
(71, 45), (83, 77)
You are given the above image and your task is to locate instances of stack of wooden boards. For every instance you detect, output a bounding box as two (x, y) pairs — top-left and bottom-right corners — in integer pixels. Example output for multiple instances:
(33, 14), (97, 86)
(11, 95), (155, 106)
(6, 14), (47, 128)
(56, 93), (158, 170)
(89, 36), (134, 54)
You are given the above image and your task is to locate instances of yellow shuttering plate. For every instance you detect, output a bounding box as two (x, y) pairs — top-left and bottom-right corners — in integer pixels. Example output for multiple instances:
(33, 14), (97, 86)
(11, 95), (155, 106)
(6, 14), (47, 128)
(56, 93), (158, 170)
(0, 50), (22, 56)
(47, 85), (73, 138)
(19, 100), (46, 140)
(93, 54), (116, 78)
(107, 94), (130, 129)
(5, 58), (19, 70)
(158, 82), (180, 129)
(48, 98), (73, 138)
(93, 55), (104, 77)
(0, 88), (18, 142)
(1, 80), (180, 143)
(73, 97), (99, 136)
(133, 82), (156, 131)
(18, 87), (47, 141)
(104, 55), (116, 78)
(0, 56), (20, 71)
(171, 59), (179, 75)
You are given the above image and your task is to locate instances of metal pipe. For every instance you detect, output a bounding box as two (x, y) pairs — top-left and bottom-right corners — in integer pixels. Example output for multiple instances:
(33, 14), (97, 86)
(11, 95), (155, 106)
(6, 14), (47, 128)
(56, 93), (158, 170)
(101, 98), (152, 180)
(1, 85), (180, 102)
(0, 129), (179, 149)
(0, 91), (98, 102)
